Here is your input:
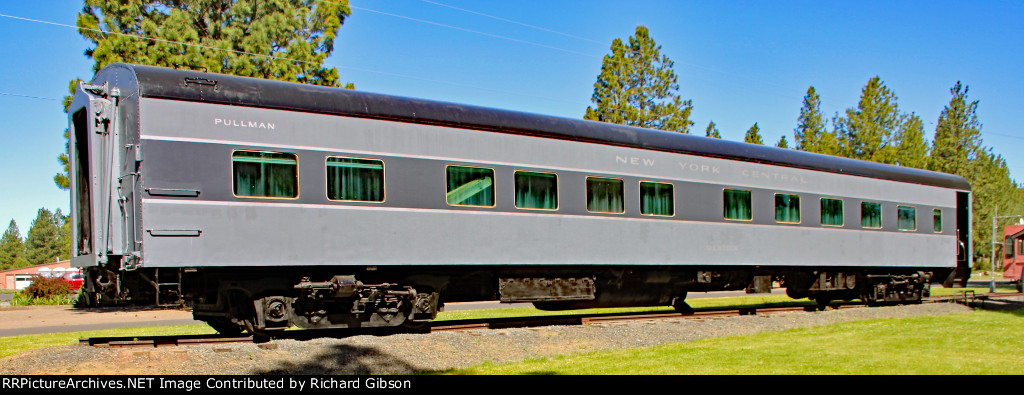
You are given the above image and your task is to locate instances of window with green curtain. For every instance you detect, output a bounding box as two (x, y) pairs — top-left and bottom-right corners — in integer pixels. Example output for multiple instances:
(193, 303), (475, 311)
(820, 198), (844, 226)
(515, 171), (558, 210)
(232, 151), (298, 198)
(640, 181), (674, 216)
(724, 189), (752, 220)
(861, 202), (882, 228)
(586, 177), (624, 213)
(933, 209), (942, 233)
(1005, 236), (1014, 259)
(326, 157), (384, 202)
(898, 205), (916, 230)
(775, 193), (801, 223)
(446, 166), (494, 206)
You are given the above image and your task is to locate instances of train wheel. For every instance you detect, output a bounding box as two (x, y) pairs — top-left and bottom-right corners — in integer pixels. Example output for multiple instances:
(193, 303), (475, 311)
(671, 295), (693, 314)
(401, 318), (431, 332)
(242, 319), (286, 341)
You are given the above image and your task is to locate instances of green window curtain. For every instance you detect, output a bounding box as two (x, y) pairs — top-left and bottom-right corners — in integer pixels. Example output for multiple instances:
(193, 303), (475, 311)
(232, 151), (298, 198)
(587, 177), (624, 213)
(898, 205), (916, 230)
(640, 181), (674, 216)
(775, 194), (801, 223)
(327, 157), (384, 202)
(1005, 236), (1014, 259)
(820, 198), (844, 226)
(515, 171), (558, 210)
(447, 166), (494, 206)
(861, 202), (882, 228)
(933, 209), (942, 232)
(724, 189), (752, 220)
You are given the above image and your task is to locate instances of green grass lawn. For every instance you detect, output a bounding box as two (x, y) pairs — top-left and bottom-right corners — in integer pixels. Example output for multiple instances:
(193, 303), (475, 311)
(442, 309), (1024, 375)
(4, 288), (1022, 375)
(0, 324), (215, 359)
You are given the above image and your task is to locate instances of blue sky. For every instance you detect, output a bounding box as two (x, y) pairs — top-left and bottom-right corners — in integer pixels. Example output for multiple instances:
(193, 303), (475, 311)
(1, 0), (1022, 237)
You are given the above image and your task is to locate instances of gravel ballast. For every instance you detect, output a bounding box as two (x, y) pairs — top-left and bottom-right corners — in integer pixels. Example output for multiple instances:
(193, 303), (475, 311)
(0, 303), (974, 375)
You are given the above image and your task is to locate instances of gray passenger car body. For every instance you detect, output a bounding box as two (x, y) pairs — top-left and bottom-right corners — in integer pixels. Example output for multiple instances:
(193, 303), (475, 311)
(68, 64), (971, 330)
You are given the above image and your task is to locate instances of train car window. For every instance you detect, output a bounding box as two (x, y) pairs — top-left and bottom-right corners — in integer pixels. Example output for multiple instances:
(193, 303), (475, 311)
(1017, 239), (1023, 257)
(232, 151), (298, 198)
(774, 193), (801, 223)
(446, 166), (495, 207)
(640, 181), (674, 216)
(932, 209), (942, 233)
(820, 198), (844, 226)
(723, 189), (752, 221)
(326, 157), (384, 202)
(586, 177), (625, 213)
(1006, 236), (1015, 259)
(897, 205), (917, 231)
(860, 202), (882, 229)
(515, 171), (558, 210)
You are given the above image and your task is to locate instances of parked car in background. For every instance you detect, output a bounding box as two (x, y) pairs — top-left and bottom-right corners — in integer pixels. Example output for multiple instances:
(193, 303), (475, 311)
(61, 271), (84, 291)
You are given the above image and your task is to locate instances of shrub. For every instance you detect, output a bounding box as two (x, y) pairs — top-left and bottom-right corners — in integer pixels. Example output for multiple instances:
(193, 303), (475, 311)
(23, 276), (71, 299)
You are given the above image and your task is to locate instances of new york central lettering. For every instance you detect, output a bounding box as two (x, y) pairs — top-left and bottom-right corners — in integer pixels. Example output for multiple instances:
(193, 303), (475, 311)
(741, 168), (809, 183)
(616, 155), (656, 167)
(677, 161), (720, 174)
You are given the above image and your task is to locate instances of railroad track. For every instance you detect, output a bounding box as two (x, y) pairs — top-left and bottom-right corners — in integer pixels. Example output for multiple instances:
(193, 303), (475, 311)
(80, 291), (1023, 348)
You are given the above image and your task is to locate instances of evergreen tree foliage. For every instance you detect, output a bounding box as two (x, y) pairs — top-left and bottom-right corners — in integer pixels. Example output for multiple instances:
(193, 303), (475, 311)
(54, 209), (71, 262)
(24, 208), (63, 265)
(55, 80), (80, 191)
(744, 123), (764, 145)
(584, 25), (693, 133)
(925, 81), (1021, 262)
(834, 76), (900, 163)
(705, 121), (721, 139)
(56, 0), (353, 189)
(971, 150), (1023, 265)
(929, 81), (983, 177)
(793, 86), (831, 153)
(776, 135), (789, 149)
(893, 113), (929, 169)
(0, 220), (27, 270)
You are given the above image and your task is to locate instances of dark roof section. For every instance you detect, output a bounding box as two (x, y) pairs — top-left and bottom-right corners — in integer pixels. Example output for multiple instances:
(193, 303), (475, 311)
(104, 63), (970, 191)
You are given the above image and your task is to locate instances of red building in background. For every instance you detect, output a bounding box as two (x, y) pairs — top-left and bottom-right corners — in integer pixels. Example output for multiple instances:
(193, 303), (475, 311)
(1, 260), (75, 290)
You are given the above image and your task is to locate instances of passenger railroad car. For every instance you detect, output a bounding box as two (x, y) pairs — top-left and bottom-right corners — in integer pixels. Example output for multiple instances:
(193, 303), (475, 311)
(68, 64), (972, 334)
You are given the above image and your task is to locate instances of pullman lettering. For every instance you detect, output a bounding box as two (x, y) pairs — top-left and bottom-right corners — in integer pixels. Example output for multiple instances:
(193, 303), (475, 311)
(214, 118), (276, 130)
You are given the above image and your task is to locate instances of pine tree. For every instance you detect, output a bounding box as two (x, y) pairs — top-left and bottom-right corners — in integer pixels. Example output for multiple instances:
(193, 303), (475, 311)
(793, 86), (829, 152)
(776, 135), (789, 149)
(705, 121), (721, 139)
(24, 208), (62, 265)
(0, 220), (26, 270)
(926, 81), (1010, 263)
(584, 25), (694, 133)
(929, 81), (983, 177)
(54, 209), (71, 262)
(834, 76), (900, 163)
(744, 123), (764, 145)
(893, 113), (929, 169)
(56, 0), (353, 189)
